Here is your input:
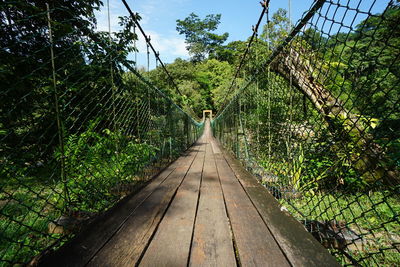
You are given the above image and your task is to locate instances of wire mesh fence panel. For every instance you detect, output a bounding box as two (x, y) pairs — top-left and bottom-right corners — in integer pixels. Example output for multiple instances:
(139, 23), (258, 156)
(213, 0), (400, 265)
(0, 1), (202, 265)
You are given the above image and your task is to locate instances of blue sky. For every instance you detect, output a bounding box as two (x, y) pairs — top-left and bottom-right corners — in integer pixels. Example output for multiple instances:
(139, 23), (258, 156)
(96, 0), (390, 69)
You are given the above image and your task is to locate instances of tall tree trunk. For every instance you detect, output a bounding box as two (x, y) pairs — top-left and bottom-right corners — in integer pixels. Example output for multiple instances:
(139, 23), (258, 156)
(270, 47), (399, 185)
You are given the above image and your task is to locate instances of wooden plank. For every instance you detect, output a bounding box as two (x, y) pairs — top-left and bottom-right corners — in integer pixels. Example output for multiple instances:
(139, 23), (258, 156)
(86, 143), (201, 267)
(139, 143), (206, 266)
(189, 143), (236, 267)
(42, 117), (338, 267)
(220, 144), (340, 267)
(39, 147), (197, 267)
(214, 152), (290, 267)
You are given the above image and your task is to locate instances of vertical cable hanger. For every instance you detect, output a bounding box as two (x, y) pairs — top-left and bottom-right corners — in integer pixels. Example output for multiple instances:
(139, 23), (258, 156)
(147, 36), (150, 72)
(46, 3), (70, 205)
(255, 28), (260, 156)
(121, 0), (195, 118)
(146, 36), (151, 139)
(266, 2), (272, 160)
(156, 51), (159, 68)
(287, 0), (293, 159)
(133, 23), (140, 139)
(217, 0), (270, 116)
(134, 23), (137, 69)
(107, 0), (117, 132)
(107, 0), (113, 83)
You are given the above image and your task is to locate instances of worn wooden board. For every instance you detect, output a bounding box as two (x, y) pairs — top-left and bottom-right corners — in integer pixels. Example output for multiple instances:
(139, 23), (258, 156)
(214, 152), (290, 267)
(86, 144), (200, 267)
(220, 145), (340, 267)
(189, 143), (237, 267)
(41, 120), (340, 267)
(138, 143), (206, 266)
(39, 147), (196, 267)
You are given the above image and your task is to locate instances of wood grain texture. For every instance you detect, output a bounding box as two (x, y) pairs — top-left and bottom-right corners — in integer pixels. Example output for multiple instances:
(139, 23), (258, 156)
(214, 151), (290, 267)
(40, 120), (339, 267)
(189, 143), (236, 267)
(39, 149), (193, 267)
(138, 142), (206, 267)
(86, 144), (200, 267)
(220, 144), (340, 267)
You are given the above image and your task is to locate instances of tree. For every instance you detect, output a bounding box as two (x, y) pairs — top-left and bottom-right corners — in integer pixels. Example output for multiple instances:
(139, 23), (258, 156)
(213, 40), (248, 65)
(176, 13), (229, 61)
(0, 0), (138, 165)
(270, 6), (400, 185)
(261, 8), (290, 49)
(0, 0), (100, 162)
(197, 59), (233, 110)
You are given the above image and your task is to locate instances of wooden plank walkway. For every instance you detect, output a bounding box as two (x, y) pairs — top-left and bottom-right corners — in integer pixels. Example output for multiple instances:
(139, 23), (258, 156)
(40, 120), (339, 267)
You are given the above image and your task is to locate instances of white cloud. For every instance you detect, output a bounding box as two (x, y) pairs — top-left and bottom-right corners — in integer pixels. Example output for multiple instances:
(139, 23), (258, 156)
(94, 1), (127, 32)
(135, 30), (189, 59)
(94, 1), (189, 68)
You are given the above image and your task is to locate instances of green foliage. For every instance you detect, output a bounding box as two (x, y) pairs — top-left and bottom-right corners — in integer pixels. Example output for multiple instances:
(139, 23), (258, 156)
(148, 58), (233, 115)
(261, 8), (290, 48)
(1, 1), (399, 265)
(176, 13), (229, 61)
(0, 188), (62, 265)
(213, 40), (248, 64)
(214, 5), (400, 266)
(282, 192), (400, 266)
(0, 0), (203, 265)
(197, 59), (233, 110)
(60, 121), (157, 211)
(0, 0), (139, 167)
(315, 7), (400, 121)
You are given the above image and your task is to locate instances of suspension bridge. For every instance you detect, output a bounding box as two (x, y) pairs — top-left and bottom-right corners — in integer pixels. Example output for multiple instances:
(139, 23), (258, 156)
(1, 0), (399, 266)
(40, 119), (338, 266)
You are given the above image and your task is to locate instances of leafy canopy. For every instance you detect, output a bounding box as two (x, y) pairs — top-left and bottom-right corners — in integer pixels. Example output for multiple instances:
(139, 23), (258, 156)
(261, 8), (290, 48)
(176, 13), (229, 61)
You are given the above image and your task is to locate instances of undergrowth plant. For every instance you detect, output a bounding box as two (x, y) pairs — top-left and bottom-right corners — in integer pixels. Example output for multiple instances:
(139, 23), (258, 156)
(59, 121), (157, 211)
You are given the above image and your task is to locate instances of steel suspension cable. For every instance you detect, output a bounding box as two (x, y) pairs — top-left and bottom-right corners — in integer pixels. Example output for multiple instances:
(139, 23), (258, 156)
(216, 0), (326, 118)
(217, 0), (270, 116)
(120, 0), (199, 119)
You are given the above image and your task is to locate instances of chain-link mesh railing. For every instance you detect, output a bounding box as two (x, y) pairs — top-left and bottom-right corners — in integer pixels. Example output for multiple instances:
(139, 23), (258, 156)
(213, 0), (399, 265)
(0, 1), (202, 265)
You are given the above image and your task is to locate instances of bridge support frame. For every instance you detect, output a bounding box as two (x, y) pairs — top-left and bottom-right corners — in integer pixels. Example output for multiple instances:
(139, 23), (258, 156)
(203, 110), (213, 121)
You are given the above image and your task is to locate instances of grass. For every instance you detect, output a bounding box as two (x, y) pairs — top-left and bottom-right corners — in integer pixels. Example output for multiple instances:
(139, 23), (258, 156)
(0, 186), (64, 266)
(0, 155), (164, 265)
(281, 191), (400, 266)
